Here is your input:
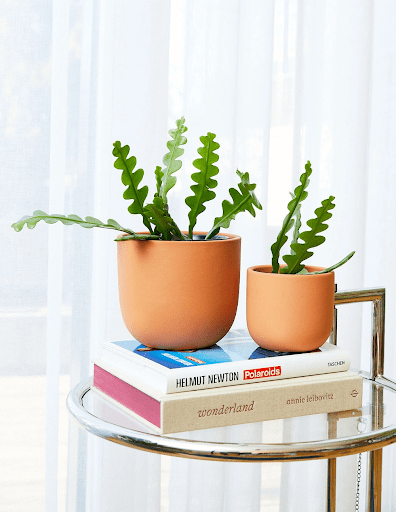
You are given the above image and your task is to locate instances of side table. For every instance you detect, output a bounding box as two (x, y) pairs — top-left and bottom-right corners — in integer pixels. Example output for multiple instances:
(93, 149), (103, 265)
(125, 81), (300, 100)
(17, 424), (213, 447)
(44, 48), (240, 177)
(67, 288), (396, 512)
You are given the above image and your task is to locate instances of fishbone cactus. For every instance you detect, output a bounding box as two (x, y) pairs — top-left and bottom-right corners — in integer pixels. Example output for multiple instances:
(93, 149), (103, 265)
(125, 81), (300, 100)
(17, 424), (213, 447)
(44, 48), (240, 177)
(271, 161), (355, 274)
(12, 117), (262, 241)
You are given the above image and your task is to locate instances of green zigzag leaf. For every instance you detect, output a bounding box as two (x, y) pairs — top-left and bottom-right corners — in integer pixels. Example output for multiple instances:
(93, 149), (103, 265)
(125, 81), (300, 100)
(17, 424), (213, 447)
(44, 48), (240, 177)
(155, 166), (164, 196)
(297, 251), (355, 274)
(10, 210), (157, 240)
(112, 141), (153, 233)
(185, 132), (219, 239)
(144, 196), (185, 241)
(290, 193), (302, 255)
(205, 170), (262, 240)
(159, 116), (187, 203)
(271, 161), (312, 273)
(281, 196), (336, 274)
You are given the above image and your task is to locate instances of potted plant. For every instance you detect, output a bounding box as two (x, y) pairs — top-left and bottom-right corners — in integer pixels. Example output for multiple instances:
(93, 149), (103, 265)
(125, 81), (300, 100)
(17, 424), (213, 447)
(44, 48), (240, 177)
(12, 117), (262, 350)
(246, 161), (354, 353)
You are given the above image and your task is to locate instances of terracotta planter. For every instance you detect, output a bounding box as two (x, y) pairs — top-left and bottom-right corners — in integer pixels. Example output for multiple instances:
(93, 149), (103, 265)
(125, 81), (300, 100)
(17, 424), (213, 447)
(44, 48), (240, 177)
(117, 233), (241, 350)
(246, 265), (335, 352)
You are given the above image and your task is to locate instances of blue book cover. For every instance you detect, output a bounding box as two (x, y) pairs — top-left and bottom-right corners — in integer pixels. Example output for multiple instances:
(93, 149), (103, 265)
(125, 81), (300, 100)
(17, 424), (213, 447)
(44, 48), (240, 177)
(99, 329), (350, 393)
(112, 334), (304, 370)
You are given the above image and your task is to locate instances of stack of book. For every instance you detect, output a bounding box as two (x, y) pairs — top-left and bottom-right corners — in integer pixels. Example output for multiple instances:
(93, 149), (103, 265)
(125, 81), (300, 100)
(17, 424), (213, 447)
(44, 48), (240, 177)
(92, 329), (363, 434)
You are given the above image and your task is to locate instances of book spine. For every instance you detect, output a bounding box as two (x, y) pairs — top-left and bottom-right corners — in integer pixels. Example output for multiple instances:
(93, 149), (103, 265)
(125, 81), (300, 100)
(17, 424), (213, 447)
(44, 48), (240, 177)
(161, 374), (363, 434)
(164, 348), (351, 393)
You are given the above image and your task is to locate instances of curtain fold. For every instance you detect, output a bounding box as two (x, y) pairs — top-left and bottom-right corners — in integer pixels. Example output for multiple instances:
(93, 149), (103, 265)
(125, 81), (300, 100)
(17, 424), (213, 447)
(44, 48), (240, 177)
(2, 0), (396, 510)
(46, 0), (70, 510)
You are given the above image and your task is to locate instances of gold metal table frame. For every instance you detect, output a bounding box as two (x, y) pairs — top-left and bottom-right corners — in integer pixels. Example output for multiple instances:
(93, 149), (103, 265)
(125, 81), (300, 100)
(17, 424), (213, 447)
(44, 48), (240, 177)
(67, 288), (395, 512)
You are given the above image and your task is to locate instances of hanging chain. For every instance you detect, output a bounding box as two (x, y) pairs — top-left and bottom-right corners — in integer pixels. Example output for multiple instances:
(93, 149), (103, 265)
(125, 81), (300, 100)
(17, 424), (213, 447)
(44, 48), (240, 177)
(355, 418), (367, 511)
(355, 452), (362, 511)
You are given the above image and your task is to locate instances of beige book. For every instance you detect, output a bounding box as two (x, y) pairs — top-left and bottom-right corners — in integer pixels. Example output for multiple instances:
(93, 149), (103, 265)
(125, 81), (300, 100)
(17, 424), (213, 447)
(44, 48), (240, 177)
(92, 360), (363, 434)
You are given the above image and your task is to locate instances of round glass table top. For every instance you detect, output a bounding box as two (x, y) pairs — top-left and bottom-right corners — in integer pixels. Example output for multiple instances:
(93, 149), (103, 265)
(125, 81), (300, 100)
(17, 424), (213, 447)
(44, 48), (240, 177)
(67, 373), (396, 462)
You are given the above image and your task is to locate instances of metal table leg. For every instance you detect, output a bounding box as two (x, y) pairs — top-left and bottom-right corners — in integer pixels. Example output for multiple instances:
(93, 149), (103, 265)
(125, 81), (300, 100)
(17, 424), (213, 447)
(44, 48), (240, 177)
(327, 410), (338, 512)
(327, 458), (337, 511)
(333, 288), (386, 512)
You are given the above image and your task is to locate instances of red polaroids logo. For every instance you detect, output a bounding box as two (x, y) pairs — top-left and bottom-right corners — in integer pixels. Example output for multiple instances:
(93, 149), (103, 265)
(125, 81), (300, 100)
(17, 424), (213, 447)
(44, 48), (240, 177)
(243, 366), (281, 380)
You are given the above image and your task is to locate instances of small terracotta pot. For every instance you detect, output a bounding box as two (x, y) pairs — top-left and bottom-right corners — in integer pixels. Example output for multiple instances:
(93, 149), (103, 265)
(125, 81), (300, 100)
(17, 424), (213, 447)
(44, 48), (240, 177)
(117, 233), (241, 350)
(246, 265), (335, 352)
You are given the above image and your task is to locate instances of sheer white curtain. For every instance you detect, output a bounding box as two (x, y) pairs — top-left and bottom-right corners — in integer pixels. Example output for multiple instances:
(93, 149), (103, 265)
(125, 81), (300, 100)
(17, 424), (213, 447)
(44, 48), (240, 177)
(2, 0), (396, 510)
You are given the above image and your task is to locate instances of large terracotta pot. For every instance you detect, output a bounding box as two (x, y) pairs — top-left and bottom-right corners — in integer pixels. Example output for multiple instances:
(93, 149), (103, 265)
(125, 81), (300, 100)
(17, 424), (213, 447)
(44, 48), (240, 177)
(246, 265), (335, 352)
(117, 233), (241, 350)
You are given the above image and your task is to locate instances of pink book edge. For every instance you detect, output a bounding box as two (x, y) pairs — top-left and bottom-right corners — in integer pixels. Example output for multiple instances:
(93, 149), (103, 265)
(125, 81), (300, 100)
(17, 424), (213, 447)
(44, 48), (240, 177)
(93, 364), (161, 428)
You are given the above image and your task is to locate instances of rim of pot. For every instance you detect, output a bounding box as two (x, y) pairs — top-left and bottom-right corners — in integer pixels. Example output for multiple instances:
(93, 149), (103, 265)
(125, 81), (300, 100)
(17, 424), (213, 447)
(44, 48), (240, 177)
(119, 232), (241, 242)
(247, 264), (334, 275)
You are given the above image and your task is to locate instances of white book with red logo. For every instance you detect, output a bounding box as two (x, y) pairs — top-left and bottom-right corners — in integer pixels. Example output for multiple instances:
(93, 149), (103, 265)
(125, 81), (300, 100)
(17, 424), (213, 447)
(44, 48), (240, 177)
(96, 329), (351, 394)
